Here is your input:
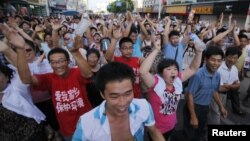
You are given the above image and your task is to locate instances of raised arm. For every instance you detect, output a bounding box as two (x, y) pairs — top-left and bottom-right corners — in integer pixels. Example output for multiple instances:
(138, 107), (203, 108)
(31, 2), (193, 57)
(0, 40), (17, 66)
(0, 23), (39, 85)
(232, 21), (240, 47)
(181, 41), (203, 82)
(211, 24), (233, 43)
(123, 12), (133, 37)
(139, 39), (161, 88)
(136, 15), (148, 41)
(69, 35), (93, 78)
(52, 22), (63, 48)
(183, 11), (194, 45)
(104, 28), (122, 62)
(8, 17), (33, 42)
(228, 13), (232, 28)
(163, 17), (171, 45)
(145, 16), (157, 29)
(218, 12), (224, 29)
(200, 24), (215, 41)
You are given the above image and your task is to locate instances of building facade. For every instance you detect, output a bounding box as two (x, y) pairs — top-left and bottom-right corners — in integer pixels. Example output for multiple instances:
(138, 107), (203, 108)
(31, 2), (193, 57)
(164, 0), (250, 28)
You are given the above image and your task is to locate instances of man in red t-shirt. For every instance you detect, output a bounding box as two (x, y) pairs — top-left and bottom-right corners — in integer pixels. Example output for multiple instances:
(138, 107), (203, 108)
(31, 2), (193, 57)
(14, 35), (93, 140)
(105, 29), (144, 98)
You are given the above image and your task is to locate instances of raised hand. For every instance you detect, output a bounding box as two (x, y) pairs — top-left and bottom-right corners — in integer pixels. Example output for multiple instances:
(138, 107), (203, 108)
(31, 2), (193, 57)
(51, 20), (62, 31)
(229, 13), (232, 20)
(126, 11), (132, 22)
(112, 27), (122, 40)
(188, 10), (195, 24)
(0, 23), (25, 49)
(164, 16), (171, 25)
(220, 12), (224, 20)
(68, 35), (83, 52)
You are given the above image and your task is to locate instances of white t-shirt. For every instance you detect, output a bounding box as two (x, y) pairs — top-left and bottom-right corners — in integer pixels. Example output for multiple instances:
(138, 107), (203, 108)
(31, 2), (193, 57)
(217, 61), (239, 85)
(244, 45), (250, 69)
(2, 65), (45, 123)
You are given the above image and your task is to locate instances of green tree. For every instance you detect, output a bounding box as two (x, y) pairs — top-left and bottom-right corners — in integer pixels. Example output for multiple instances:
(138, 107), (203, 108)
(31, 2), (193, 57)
(107, 0), (134, 13)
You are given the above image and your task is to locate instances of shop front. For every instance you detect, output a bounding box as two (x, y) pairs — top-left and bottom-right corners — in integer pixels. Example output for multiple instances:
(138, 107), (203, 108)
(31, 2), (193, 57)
(213, 1), (250, 28)
(191, 4), (216, 23)
(166, 5), (189, 21)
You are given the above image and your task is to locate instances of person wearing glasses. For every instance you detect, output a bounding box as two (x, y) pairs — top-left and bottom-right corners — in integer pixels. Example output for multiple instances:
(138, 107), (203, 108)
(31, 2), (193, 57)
(105, 28), (143, 98)
(4, 24), (93, 141)
(62, 32), (87, 67)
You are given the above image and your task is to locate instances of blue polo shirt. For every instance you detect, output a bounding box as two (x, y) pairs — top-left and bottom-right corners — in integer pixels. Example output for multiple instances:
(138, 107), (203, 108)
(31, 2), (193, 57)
(163, 40), (185, 70)
(186, 65), (220, 106)
(132, 37), (143, 58)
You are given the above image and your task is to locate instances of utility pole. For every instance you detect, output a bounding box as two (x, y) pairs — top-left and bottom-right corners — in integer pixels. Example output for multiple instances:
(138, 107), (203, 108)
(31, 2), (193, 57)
(158, 0), (161, 19)
(126, 0), (128, 11)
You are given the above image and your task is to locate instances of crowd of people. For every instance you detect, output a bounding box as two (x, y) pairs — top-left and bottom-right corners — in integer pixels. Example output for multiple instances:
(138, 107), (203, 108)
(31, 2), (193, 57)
(0, 9), (250, 141)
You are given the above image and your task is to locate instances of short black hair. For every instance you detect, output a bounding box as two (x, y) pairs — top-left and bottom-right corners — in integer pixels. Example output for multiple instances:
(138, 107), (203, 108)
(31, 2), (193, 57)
(25, 39), (39, 54)
(146, 30), (151, 36)
(225, 47), (242, 57)
(19, 20), (31, 28)
(204, 46), (224, 59)
(87, 48), (100, 59)
(97, 23), (102, 28)
(44, 32), (52, 39)
(15, 15), (23, 20)
(144, 22), (150, 27)
(90, 27), (97, 32)
(119, 37), (133, 48)
(168, 30), (180, 39)
(238, 34), (248, 40)
(157, 59), (179, 76)
(128, 24), (138, 36)
(0, 63), (14, 84)
(47, 48), (70, 62)
(216, 28), (227, 35)
(95, 62), (135, 94)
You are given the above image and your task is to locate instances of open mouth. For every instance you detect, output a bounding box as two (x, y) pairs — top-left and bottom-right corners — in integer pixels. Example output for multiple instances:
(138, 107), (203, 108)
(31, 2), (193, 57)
(170, 76), (175, 81)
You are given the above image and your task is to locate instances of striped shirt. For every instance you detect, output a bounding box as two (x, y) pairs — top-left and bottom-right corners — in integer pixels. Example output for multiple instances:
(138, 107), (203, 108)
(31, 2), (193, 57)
(72, 99), (155, 141)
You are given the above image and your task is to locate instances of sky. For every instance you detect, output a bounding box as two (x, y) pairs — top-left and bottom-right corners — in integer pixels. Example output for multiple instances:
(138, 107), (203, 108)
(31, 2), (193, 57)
(88, 0), (110, 12)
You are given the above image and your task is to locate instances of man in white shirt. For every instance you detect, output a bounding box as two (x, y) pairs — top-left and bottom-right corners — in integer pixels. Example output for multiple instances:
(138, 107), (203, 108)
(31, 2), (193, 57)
(208, 47), (243, 124)
(72, 62), (165, 141)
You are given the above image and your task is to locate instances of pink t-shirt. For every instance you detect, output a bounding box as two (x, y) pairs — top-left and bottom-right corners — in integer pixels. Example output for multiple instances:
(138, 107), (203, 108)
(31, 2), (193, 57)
(148, 74), (182, 133)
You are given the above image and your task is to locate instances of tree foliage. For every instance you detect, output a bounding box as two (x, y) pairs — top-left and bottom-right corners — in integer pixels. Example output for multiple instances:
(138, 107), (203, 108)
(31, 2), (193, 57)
(107, 0), (134, 13)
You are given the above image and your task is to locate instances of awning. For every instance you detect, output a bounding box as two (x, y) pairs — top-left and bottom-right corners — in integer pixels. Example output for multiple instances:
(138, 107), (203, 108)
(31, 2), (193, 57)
(166, 5), (187, 14)
(9, 0), (29, 5)
(191, 5), (213, 14)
